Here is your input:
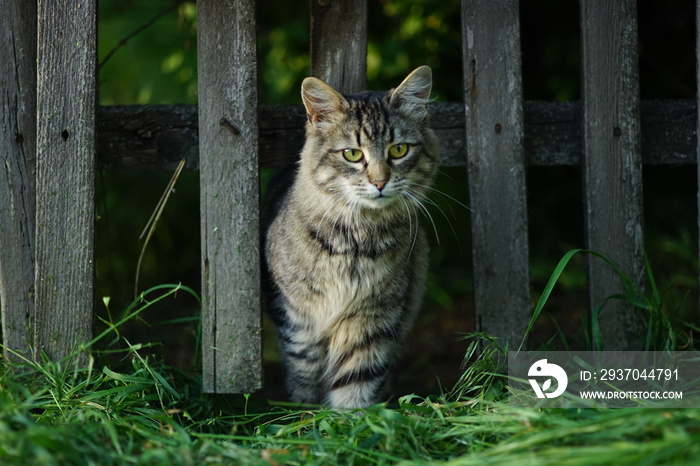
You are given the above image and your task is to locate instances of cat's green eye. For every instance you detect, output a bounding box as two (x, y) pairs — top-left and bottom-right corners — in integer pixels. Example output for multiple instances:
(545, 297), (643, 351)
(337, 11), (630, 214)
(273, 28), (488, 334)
(342, 148), (364, 163)
(388, 143), (409, 159)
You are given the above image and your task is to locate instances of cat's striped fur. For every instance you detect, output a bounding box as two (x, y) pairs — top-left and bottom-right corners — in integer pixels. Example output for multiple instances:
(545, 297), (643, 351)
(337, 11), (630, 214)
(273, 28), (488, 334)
(263, 66), (438, 408)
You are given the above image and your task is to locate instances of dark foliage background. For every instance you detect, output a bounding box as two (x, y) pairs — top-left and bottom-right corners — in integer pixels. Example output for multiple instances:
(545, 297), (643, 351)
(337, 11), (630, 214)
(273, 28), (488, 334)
(95, 0), (697, 398)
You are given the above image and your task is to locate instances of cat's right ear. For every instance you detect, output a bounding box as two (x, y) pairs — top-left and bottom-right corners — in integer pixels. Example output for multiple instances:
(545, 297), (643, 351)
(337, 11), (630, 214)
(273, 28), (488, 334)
(301, 77), (348, 127)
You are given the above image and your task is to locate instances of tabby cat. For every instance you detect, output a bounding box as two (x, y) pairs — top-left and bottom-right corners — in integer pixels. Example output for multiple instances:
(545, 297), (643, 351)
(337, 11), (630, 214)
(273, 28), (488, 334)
(263, 66), (438, 408)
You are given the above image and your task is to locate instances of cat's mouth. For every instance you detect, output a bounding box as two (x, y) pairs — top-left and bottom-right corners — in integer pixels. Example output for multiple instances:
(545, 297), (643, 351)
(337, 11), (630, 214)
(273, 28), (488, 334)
(359, 192), (399, 209)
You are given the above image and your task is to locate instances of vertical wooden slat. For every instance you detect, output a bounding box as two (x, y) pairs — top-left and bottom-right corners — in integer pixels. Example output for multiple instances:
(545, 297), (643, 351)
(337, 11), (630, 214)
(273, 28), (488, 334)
(310, 0), (367, 93)
(0, 0), (37, 359)
(197, 0), (262, 393)
(461, 0), (531, 346)
(580, 1), (644, 350)
(34, 0), (97, 361)
(697, 0), (700, 317)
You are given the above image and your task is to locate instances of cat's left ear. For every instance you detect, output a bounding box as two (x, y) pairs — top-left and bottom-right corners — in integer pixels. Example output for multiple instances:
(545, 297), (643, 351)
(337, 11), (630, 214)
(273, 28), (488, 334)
(390, 65), (432, 120)
(301, 77), (349, 128)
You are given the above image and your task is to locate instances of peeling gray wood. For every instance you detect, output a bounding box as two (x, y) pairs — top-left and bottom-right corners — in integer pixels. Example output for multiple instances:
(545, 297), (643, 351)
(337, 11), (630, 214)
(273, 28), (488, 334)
(580, 1), (644, 350)
(197, 0), (262, 393)
(34, 0), (97, 361)
(94, 101), (697, 171)
(0, 0), (37, 359)
(461, 0), (531, 347)
(310, 0), (367, 93)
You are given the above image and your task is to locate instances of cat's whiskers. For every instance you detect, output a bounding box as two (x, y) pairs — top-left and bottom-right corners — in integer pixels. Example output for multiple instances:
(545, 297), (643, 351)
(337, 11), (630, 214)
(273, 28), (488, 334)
(399, 195), (420, 259)
(411, 189), (463, 247)
(411, 182), (473, 212)
(403, 191), (439, 245)
(409, 182), (469, 249)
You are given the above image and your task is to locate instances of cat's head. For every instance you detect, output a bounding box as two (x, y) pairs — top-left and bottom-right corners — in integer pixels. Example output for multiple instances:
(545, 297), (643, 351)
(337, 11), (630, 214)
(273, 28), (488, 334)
(299, 66), (438, 214)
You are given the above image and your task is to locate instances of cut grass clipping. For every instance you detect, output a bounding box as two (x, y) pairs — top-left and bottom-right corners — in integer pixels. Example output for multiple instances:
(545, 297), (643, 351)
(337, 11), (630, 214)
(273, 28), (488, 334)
(2, 250), (699, 464)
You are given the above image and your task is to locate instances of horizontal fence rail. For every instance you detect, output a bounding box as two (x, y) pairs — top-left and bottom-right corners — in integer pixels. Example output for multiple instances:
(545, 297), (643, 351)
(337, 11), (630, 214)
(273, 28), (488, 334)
(96, 101), (698, 171)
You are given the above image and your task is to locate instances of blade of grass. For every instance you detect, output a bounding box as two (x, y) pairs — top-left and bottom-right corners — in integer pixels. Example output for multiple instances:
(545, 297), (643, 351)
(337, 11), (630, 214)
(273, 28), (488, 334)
(134, 159), (186, 297)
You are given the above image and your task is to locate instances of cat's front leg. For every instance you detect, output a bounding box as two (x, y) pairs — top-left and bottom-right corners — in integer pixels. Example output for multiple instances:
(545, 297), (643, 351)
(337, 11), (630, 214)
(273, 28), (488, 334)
(269, 298), (327, 405)
(323, 316), (401, 408)
(277, 334), (326, 405)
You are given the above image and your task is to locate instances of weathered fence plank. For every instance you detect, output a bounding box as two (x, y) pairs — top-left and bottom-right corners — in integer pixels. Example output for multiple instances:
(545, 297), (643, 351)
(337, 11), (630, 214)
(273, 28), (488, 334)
(310, 0), (367, 93)
(580, 1), (644, 350)
(461, 0), (531, 347)
(95, 101), (697, 171)
(34, 0), (97, 361)
(696, 0), (700, 315)
(197, 0), (262, 393)
(0, 0), (37, 359)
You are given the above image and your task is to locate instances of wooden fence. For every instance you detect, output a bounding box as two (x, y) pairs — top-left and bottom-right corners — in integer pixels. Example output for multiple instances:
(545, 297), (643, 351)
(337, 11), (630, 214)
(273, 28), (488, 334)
(1, 0), (698, 394)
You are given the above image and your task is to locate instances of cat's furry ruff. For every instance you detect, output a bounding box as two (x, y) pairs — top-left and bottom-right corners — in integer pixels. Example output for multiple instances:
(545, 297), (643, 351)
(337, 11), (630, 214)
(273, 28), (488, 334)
(263, 66), (438, 408)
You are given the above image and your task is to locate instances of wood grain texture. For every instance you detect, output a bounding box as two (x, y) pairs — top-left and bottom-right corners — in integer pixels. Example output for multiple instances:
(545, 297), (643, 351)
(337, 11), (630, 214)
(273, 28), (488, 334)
(34, 0), (97, 361)
(310, 0), (367, 93)
(94, 101), (697, 171)
(697, 0), (700, 317)
(197, 0), (262, 393)
(0, 0), (37, 359)
(461, 0), (531, 347)
(580, 1), (644, 350)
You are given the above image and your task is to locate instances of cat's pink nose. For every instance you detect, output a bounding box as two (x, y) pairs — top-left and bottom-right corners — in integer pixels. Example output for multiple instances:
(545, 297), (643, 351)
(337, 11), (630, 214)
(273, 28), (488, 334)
(371, 180), (387, 191)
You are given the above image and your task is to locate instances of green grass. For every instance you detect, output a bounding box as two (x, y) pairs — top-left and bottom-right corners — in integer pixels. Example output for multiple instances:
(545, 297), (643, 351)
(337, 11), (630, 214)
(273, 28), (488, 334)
(525, 249), (695, 353)
(3, 345), (699, 465)
(2, 257), (700, 465)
